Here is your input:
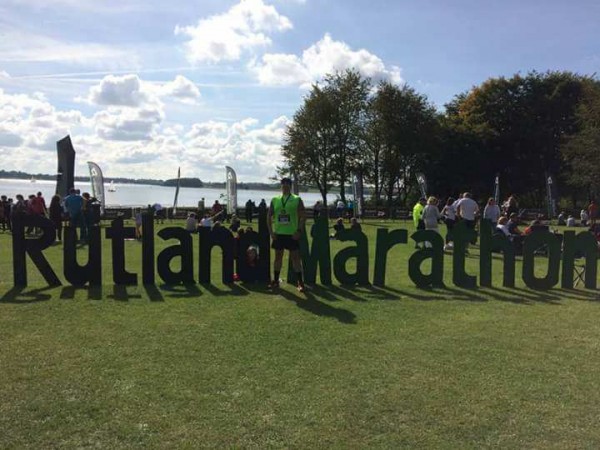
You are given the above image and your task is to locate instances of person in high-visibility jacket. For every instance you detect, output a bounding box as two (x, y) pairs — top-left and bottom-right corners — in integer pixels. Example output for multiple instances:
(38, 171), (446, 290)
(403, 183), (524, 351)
(412, 197), (426, 249)
(267, 177), (307, 292)
(413, 197), (426, 230)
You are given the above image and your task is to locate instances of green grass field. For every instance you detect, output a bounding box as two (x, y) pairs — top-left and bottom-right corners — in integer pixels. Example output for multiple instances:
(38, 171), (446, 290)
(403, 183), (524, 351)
(1, 219), (599, 448)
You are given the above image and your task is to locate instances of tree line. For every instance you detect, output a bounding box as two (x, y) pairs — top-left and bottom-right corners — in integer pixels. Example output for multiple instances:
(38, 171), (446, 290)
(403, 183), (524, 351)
(280, 70), (600, 211)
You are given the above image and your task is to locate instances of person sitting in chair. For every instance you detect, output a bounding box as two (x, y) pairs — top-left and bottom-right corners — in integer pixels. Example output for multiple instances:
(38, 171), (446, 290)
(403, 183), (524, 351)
(331, 218), (345, 239)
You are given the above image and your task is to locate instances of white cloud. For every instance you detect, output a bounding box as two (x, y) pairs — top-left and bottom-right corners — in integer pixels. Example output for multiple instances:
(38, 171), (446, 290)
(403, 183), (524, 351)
(0, 70), (10, 80)
(252, 33), (403, 87)
(174, 0), (292, 63)
(84, 74), (201, 106)
(159, 75), (201, 104)
(181, 116), (286, 179)
(86, 74), (153, 107)
(94, 106), (163, 141)
(0, 84), (288, 181)
(0, 88), (83, 153)
(251, 53), (310, 86)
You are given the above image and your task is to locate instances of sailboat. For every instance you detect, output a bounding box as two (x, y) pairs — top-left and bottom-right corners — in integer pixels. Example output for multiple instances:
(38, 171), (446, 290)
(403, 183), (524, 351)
(30, 176), (36, 183)
(107, 180), (116, 192)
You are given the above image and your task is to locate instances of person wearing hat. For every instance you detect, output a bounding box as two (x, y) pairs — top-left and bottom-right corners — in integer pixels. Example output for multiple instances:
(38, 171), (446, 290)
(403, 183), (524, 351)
(267, 177), (306, 292)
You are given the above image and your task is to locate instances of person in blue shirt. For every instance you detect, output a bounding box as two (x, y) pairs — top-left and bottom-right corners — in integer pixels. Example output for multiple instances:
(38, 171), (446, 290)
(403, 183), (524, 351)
(64, 188), (83, 240)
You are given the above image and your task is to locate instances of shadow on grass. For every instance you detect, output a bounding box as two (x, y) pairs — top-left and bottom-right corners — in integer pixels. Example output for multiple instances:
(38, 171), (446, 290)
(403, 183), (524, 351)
(360, 284), (560, 305)
(0, 286), (54, 303)
(108, 285), (142, 302)
(307, 284), (367, 303)
(60, 285), (103, 301)
(278, 288), (357, 324)
(160, 283), (203, 299)
(143, 284), (164, 302)
(201, 283), (249, 297)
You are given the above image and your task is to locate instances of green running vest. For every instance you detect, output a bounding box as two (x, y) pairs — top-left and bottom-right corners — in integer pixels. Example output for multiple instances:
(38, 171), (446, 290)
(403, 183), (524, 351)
(272, 194), (300, 235)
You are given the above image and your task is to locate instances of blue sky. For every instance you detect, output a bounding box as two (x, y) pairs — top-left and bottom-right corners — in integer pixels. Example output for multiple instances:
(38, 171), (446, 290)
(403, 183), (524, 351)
(0, 0), (598, 181)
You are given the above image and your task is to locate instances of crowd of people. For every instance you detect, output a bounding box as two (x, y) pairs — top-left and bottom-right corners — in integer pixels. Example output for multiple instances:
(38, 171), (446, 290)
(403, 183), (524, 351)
(411, 193), (600, 253)
(0, 189), (100, 243)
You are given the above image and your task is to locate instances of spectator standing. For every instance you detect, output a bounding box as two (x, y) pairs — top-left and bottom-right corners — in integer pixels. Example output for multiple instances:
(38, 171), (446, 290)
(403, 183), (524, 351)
(588, 200), (598, 226)
(483, 197), (501, 227)
(64, 188), (84, 240)
(153, 203), (164, 224)
(336, 199), (345, 218)
(245, 199), (254, 223)
(412, 197), (426, 249)
(313, 201), (322, 220)
(0, 195), (6, 232)
(456, 192), (480, 251)
(49, 195), (63, 242)
(257, 199), (267, 216)
(422, 197), (441, 233)
(0, 196), (10, 231)
(441, 197), (456, 249)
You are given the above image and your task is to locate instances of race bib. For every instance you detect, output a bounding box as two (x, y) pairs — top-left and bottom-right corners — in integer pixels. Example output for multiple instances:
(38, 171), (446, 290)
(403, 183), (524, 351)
(278, 214), (290, 224)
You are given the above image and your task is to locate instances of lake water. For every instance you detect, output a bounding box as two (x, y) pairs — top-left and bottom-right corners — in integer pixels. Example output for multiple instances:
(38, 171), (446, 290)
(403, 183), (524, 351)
(0, 178), (337, 207)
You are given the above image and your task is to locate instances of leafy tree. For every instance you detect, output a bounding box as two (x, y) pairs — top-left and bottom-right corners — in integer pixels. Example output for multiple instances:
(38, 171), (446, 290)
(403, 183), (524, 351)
(281, 86), (337, 206)
(562, 80), (600, 200)
(323, 70), (370, 202)
(364, 82), (439, 211)
(442, 71), (589, 205)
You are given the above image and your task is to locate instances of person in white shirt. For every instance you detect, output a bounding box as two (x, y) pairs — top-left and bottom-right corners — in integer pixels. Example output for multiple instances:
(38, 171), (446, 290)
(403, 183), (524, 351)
(581, 209), (589, 227)
(566, 215), (576, 227)
(496, 216), (511, 238)
(200, 214), (213, 228)
(456, 192), (479, 226)
(483, 197), (501, 226)
(185, 212), (198, 232)
(441, 196), (457, 249)
(456, 192), (480, 251)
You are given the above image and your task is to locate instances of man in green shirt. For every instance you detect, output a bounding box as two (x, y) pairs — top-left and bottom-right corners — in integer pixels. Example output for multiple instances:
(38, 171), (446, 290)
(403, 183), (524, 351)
(267, 177), (306, 292)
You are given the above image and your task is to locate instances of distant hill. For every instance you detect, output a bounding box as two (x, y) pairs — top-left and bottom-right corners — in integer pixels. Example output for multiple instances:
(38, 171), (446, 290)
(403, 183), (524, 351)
(162, 177), (203, 188)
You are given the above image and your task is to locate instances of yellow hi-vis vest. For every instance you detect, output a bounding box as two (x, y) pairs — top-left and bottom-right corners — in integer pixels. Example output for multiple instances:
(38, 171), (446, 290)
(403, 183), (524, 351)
(272, 194), (300, 235)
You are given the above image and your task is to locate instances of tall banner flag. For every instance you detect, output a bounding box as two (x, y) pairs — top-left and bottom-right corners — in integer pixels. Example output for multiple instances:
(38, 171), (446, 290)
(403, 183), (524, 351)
(415, 172), (428, 199)
(494, 174), (500, 204)
(546, 173), (557, 218)
(353, 173), (365, 218)
(87, 161), (105, 215)
(226, 166), (237, 215)
(172, 167), (181, 217)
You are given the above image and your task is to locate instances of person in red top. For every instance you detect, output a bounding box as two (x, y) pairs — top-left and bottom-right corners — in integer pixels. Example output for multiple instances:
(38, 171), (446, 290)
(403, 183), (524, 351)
(588, 200), (598, 226)
(211, 200), (224, 220)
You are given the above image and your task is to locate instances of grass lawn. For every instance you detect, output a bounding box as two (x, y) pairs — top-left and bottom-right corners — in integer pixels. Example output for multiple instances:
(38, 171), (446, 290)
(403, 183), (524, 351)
(1, 219), (599, 448)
